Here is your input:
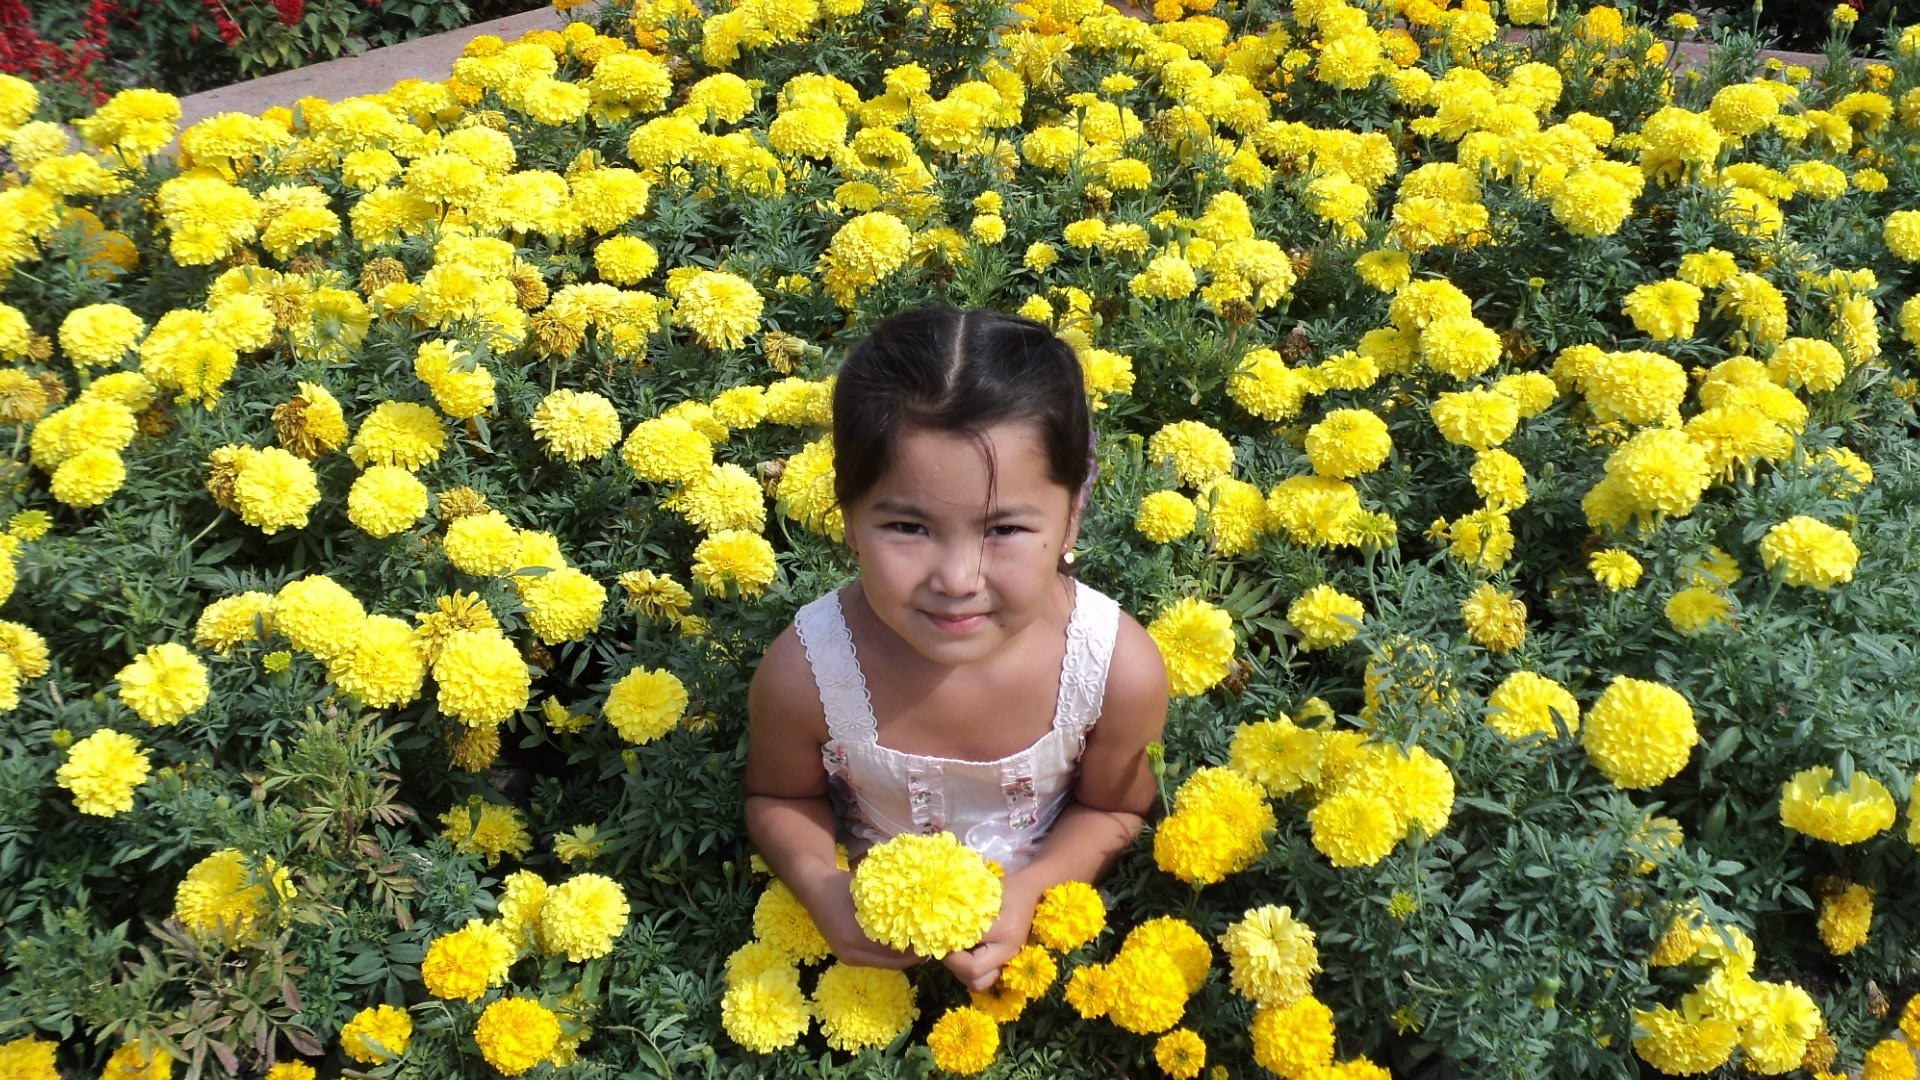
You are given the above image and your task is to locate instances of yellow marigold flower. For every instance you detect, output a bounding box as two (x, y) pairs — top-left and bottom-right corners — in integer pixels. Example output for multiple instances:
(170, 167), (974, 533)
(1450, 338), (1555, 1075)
(1885, 210), (1920, 262)
(1287, 585), (1364, 652)
(999, 944), (1057, 998)
(98, 1043), (171, 1079)
(1766, 337), (1846, 394)
(812, 963), (917, 1051)
(193, 588), (276, 645)
(1227, 716), (1322, 796)
(1665, 585), (1734, 635)
(1818, 882), (1873, 956)
(1622, 279), (1704, 341)
(1144, 420), (1236, 488)
(326, 613), (426, 709)
(927, 1007), (999, 1075)
(7, 509), (51, 541)
(1135, 490), (1198, 544)
(422, 919), (516, 1000)
(517, 566), (606, 645)
(1589, 549), (1643, 590)
(497, 870), (548, 942)
(753, 878), (830, 963)
(347, 465), (429, 539)
(1199, 477), (1266, 558)
(1430, 388), (1519, 450)
(0, 1036), (59, 1078)
(691, 529), (779, 597)
(0, 620), (47, 679)
(441, 799), (532, 866)
(851, 833), (1000, 957)
(175, 847), (292, 943)
(1781, 765), (1896, 844)
(50, 447), (125, 508)
(349, 401), (446, 470)
(475, 997), (560, 1076)
(443, 510), (521, 577)
(674, 270), (762, 350)
(593, 235), (659, 285)
(1221, 349), (1313, 424)
(115, 642), (207, 726)
(539, 872), (629, 961)
(262, 1063), (315, 1080)
(1123, 917), (1210, 995)
(1470, 448), (1528, 510)
(666, 462), (767, 534)
(432, 629), (530, 727)
(1146, 597), (1235, 697)
(56, 728), (150, 816)
(1581, 676), (1697, 789)
(819, 212), (913, 305)
(603, 666), (687, 745)
(1250, 995), (1336, 1078)
(1030, 880), (1105, 952)
(1221, 904), (1318, 1008)
(1460, 583), (1526, 654)
(1631, 1004), (1737, 1075)
(232, 446), (321, 535)
(1862, 1038), (1914, 1080)
(722, 967), (810, 1052)
(58, 303), (145, 369)
(531, 389), (622, 462)
(1308, 789), (1404, 868)
(1102, 945), (1189, 1034)
(1759, 516), (1859, 589)
(1154, 1028), (1206, 1079)
(273, 381), (348, 459)
(1129, 254), (1198, 301)
(1304, 408), (1390, 478)
(1738, 980), (1821, 1073)
(621, 416), (714, 484)
(1485, 671), (1579, 740)
(1418, 315), (1501, 380)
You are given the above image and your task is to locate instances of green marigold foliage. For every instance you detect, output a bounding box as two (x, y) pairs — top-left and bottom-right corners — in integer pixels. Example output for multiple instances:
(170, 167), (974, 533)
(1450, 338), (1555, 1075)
(3, 0), (1920, 1076)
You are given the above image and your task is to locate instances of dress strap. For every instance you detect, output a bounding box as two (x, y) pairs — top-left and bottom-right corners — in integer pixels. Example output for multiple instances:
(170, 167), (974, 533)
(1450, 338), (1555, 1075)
(792, 591), (879, 743)
(1054, 581), (1121, 744)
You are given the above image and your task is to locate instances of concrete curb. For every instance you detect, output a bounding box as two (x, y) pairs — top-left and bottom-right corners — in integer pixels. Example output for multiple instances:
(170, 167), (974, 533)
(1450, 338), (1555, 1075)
(174, 6), (567, 132)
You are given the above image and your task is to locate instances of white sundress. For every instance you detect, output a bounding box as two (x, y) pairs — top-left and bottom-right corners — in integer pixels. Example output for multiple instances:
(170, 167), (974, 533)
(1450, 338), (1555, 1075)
(792, 580), (1122, 874)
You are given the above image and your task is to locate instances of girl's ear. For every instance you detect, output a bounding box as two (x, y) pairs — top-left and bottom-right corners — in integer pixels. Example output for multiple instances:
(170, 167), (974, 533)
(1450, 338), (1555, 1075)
(1062, 504), (1083, 556)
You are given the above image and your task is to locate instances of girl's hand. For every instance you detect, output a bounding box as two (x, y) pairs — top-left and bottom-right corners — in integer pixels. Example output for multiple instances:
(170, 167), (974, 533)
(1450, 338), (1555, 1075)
(942, 879), (1038, 992)
(811, 870), (921, 970)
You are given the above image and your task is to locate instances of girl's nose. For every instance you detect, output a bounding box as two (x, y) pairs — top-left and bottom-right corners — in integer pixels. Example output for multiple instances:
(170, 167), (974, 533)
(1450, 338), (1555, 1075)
(928, 540), (985, 596)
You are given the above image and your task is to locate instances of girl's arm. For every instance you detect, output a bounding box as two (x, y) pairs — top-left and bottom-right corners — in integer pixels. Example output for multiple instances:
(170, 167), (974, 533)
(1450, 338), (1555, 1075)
(743, 627), (916, 970)
(943, 614), (1169, 990)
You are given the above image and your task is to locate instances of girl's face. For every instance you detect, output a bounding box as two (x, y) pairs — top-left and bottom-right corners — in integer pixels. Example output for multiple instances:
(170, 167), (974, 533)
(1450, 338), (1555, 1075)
(844, 420), (1080, 669)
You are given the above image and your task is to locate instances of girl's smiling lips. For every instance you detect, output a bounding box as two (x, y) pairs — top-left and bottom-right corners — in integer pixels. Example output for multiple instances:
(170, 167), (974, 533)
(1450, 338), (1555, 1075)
(923, 610), (990, 632)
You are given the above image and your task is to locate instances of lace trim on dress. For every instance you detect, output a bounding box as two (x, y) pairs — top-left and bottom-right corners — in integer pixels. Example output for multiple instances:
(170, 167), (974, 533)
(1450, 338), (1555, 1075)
(793, 591), (879, 744)
(1055, 585), (1120, 754)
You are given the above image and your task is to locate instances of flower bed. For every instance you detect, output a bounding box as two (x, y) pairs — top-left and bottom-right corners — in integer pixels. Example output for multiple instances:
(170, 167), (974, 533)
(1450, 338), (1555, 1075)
(1, 0), (1920, 1077)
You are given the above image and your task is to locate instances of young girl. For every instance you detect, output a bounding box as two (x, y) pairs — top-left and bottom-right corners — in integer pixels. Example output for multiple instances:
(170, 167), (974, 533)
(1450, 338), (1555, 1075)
(744, 307), (1169, 993)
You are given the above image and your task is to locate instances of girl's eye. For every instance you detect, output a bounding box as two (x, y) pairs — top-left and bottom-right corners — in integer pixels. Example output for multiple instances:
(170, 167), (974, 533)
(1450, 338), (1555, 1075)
(884, 521), (926, 535)
(989, 525), (1026, 538)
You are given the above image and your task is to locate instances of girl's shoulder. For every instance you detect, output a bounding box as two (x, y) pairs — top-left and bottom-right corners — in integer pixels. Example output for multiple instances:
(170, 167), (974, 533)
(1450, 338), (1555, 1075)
(1102, 606), (1170, 714)
(748, 622), (829, 740)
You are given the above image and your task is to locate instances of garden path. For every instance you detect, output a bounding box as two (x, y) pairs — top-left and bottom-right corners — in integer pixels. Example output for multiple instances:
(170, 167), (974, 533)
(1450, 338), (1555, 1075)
(174, 6), (564, 133)
(175, 5), (1836, 136)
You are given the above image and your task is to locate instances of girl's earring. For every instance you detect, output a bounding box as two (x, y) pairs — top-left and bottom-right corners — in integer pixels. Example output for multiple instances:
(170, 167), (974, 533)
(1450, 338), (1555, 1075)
(1062, 549), (1077, 566)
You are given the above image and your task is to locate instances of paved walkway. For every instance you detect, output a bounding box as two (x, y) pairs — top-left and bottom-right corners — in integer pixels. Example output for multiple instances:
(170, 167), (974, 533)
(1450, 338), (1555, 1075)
(176, 7), (1840, 132)
(175, 6), (564, 131)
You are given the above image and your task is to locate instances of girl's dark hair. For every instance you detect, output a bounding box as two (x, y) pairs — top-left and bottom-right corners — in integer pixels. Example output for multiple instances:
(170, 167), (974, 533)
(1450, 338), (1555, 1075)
(832, 307), (1090, 511)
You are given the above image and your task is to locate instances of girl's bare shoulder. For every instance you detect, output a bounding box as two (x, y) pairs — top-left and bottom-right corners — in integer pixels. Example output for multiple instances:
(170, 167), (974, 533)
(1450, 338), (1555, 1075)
(1098, 610), (1169, 735)
(748, 624), (827, 737)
